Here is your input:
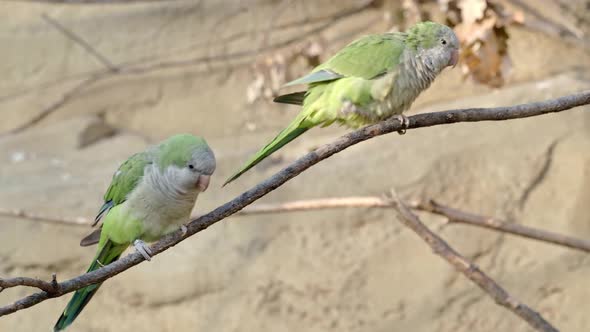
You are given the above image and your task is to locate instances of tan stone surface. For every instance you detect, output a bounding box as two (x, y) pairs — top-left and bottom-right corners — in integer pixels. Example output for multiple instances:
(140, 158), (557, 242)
(0, 2), (589, 331)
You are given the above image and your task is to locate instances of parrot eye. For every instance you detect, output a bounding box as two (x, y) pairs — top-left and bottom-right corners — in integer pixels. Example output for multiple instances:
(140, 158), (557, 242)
(441, 39), (447, 45)
(188, 164), (195, 170)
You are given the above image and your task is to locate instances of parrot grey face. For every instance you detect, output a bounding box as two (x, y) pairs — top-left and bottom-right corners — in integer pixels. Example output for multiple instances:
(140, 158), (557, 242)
(187, 147), (216, 192)
(421, 26), (460, 73)
(167, 147), (216, 193)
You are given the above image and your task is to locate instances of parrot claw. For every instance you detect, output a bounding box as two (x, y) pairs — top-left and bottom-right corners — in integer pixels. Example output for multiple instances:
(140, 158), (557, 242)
(180, 224), (188, 236)
(396, 114), (410, 135)
(133, 239), (152, 261)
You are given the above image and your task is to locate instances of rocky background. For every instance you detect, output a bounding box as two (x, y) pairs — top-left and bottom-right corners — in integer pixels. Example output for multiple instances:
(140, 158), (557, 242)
(0, 1), (589, 331)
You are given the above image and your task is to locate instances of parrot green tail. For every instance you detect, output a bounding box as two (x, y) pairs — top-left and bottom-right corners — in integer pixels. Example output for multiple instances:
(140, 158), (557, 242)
(273, 91), (306, 105)
(224, 118), (310, 185)
(54, 240), (128, 331)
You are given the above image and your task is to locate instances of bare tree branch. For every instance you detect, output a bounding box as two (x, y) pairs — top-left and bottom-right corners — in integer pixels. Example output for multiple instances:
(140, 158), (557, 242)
(241, 196), (389, 214)
(1, 3), (375, 135)
(409, 199), (590, 253)
(506, 0), (585, 40)
(0, 14), (120, 137)
(0, 274), (58, 294)
(0, 91), (588, 320)
(2, 196), (587, 252)
(42, 14), (119, 73)
(5, 194), (590, 254)
(389, 191), (559, 332)
(1, 197), (388, 227)
(2, 75), (100, 136)
(0, 2), (373, 104)
(0, 207), (91, 226)
(240, 197), (590, 253)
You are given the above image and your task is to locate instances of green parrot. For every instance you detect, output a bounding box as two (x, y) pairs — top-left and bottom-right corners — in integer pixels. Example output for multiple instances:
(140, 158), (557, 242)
(54, 134), (216, 331)
(224, 21), (459, 185)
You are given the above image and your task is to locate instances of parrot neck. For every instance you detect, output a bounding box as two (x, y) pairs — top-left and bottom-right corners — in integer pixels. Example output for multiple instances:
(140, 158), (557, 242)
(145, 164), (199, 204)
(400, 48), (439, 92)
(123, 164), (200, 240)
(379, 48), (439, 117)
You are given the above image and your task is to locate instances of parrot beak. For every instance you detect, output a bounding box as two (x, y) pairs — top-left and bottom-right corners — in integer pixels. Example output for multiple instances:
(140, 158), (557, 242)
(449, 49), (459, 68)
(196, 175), (211, 192)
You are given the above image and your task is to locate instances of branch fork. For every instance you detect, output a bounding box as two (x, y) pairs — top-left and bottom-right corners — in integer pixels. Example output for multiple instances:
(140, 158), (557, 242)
(0, 274), (60, 296)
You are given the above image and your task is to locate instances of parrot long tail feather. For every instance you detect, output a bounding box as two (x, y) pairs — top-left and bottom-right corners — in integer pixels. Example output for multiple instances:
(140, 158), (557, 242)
(224, 119), (309, 186)
(273, 91), (306, 105)
(54, 240), (128, 331)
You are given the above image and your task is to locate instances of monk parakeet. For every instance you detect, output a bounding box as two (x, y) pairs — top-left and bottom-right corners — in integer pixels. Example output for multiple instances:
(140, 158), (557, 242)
(225, 21), (459, 185)
(54, 134), (216, 331)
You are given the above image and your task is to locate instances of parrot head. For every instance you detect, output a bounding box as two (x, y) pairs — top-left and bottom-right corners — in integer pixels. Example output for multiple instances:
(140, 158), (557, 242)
(407, 21), (460, 73)
(157, 134), (216, 193)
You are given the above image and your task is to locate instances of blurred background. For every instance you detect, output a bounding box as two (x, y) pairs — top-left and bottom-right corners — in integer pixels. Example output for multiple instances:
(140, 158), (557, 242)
(0, 0), (589, 331)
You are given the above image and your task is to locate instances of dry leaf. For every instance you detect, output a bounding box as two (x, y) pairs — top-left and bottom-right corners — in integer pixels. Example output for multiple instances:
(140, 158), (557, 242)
(245, 39), (326, 104)
(460, 23), (511, 87)
(443, 0), (519, 87)
(246, 53), (288, 104)
(458, 0), (486, 25)
(246, 73), (265, 104)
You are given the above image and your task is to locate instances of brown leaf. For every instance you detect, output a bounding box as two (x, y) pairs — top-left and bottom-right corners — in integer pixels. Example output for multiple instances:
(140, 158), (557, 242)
(246, 39), (327, 104)
(459, 22), (510, 87)
(443, 0), (515, 87)
(458, 0), (486, 25)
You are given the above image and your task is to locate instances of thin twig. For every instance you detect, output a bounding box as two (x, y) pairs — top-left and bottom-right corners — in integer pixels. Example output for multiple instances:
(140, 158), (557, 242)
(0, 276), (59, 294)
(242, 197), (590, 253)
(0, 3), (374, 104)
(3, 76), (100, 136)
(507, 0), (585, 39)
(389, 191), (558, 332)
(0, 14), (122, 136)
(2, 4), (374, 135)
(0, 208), (91, 226)
(42, 14), (119, 73)
(0, 197), (389, 227)
(409, 199), (590, 253)
(1, 195), (590, 272)
(0, 92), (588, 317)
(241, 196), (390, 214)
(4, 195), (590, 254)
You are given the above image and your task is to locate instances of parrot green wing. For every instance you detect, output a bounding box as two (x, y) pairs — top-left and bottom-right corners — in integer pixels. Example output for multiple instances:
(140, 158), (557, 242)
(275, 33), (405, 106)
(82, 151), (151, 246)
(87, 151), (151, 230)
(283, 70), (343, 87)
(282, 33), (405, 89)
(316, 33), (405, 79)
(103, 152), (152, 206)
